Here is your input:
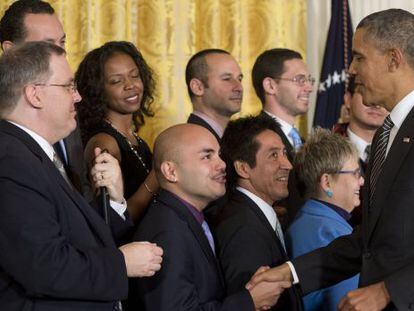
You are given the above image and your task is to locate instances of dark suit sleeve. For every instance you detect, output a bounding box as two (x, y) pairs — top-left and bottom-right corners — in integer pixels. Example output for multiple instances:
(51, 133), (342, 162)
(137, 228), (253, 311)
(292, 226), (362, 295)
(0, 158), (128, 301)
(218, 225), (274, 295)
(384, 263), (414, 309)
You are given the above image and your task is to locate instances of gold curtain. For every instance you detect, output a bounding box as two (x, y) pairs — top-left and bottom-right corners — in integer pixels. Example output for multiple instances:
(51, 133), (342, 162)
(0, 0), (307, 147)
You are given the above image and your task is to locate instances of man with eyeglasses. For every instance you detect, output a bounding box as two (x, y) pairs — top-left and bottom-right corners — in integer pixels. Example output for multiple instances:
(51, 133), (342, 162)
(252, 48), (314, 226)
(0, 40), (163, 311)
(0, 0), (133, 243)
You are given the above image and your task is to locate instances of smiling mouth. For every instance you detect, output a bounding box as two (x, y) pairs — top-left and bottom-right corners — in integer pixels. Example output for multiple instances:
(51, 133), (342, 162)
(125, 94), (139, 102)
(214, 173), (226, 183)
(276, 176), (289, 182)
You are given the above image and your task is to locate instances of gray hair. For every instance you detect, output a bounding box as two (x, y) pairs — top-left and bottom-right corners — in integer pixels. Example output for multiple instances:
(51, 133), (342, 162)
(294, 128), (358, 196)
(357, 9), (414, 69)
(0, 41), (65, 117)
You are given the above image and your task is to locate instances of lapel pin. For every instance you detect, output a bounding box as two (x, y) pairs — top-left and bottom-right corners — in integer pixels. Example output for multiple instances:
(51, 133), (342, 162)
(403, 137), (411, 143)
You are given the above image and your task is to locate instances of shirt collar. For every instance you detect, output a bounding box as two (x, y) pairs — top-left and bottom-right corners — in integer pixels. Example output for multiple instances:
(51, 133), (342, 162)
(170, 192), (205, 225)
(389, 90), (414, 129)
(236, 186), (277, 231)
(7, 121), (54, 161)
(263, 110), (294, 144)
(347, 128), (369, 161)
(192, 110), (224, 138)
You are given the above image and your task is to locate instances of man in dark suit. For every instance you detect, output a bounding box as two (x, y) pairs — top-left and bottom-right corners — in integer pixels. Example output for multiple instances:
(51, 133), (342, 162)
(212, 115), (303, 310)
(185, 49), (243, 141)
(0, 1), (134, 242)
(252, 49), (314, 225)
(133, 123), (290, 310)
(0, 41), (163, 310)
(247, 9), (414, 311)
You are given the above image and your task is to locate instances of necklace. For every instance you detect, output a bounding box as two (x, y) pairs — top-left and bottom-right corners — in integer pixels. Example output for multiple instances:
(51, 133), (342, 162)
(104, 120), (150, 174)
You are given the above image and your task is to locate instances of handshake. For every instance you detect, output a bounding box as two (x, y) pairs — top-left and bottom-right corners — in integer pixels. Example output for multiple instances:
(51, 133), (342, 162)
(245, 263), (293, 310)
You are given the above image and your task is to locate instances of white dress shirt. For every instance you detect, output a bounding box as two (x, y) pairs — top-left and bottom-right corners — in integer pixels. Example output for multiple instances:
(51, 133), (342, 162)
(264, 110), (295, 146)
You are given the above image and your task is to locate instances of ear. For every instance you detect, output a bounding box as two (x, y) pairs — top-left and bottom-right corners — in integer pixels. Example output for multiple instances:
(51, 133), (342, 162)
(262, 77), (277, 95)
(189, 78), (205, 97)
(319, 173), (331, 192)
(388, 48), (404, 72)
(234, 160), (251, 179)
(160, 161), (178, 183)
(1, 40), (13, 52)
(23, 84), (43, 109)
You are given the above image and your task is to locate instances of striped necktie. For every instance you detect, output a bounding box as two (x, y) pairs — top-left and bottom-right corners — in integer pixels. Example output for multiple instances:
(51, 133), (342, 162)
(369, 116), (394, 203)
(53, 153), (73, 189)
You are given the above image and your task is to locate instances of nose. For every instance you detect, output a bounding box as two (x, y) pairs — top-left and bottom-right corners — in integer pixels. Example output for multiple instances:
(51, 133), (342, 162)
(123, 77), (135, 90)
(359, 175), (364, 186)
(73, 90), (82, 103)
(216, 155), (226, 171)
(349, 59), (356, 75)
(281, 154), (293, 170)
(233, 79), (243, 93)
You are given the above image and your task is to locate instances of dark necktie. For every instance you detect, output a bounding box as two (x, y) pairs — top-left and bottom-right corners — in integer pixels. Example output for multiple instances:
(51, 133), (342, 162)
(370, 116), (394, 203)
(364, 144), (371, 164)
(53, 141), (68, 166)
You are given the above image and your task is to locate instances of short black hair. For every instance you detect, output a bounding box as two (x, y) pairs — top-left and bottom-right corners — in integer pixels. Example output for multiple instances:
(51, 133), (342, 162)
(185, 48), (230, 100)
(221, 114), (282, 189)
(252, 48), (302, 104)
(0, 0), (55, 45)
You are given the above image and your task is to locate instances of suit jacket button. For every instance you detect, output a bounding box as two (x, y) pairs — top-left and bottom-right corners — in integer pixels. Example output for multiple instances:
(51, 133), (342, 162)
(363, 252), (372, 259)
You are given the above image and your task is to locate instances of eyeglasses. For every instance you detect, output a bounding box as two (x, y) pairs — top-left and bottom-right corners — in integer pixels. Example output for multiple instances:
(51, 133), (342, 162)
(277, 74), (315, 86)
(35, 82), (77, 93)
(335, 167), (362, 179)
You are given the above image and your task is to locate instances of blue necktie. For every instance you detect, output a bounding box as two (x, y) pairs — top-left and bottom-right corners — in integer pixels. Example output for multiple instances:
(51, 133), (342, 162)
(201, 221), (215, 255)
(288, 127), (302, 151)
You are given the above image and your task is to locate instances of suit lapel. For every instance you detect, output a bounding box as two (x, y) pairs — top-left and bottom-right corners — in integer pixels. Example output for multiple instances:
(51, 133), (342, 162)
(233, 190), (288, 260)
(157, 191), (221, 270)
(0, 121), (115, 247)
(187, 113), (221, 143)
(367, 107), (414, 240)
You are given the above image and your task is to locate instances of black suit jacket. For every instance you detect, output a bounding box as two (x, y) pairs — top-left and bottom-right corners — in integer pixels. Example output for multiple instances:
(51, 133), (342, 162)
(132, 189), (254, 311)
(187, 113), (222, 142)
(212, 190), (303, 310)
(293, 106), (414, 310)
(259, 111), (305, 227)
(0, 121), (128, 310)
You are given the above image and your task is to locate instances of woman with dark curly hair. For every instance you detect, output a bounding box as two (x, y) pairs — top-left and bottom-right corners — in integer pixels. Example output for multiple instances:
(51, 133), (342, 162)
(75, 41), (158, 223)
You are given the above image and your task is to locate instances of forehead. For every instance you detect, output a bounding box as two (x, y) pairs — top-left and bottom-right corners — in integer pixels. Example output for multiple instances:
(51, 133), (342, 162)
(48, 53), (72, 81)
(205, 53), (241, 74)
(352, 28), (378, 55)
(183, 127), (219, 153)
(23, 13), (64, 42)
(255, 129), (284, 151)
(282, 58), (308, 75)
(104, 52), (137, 73)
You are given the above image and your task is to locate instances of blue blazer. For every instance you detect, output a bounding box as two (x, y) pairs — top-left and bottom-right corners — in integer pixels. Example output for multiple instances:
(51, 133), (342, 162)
(285, 199), (359, 311)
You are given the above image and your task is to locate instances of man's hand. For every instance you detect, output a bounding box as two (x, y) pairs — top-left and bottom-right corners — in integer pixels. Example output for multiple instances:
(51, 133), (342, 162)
(90, 147), (124, 202)
(247, 266), (291, 310)
(119, 242), (163, 277)
(337, 281), (391, 311)
(246, 263), (293, 290)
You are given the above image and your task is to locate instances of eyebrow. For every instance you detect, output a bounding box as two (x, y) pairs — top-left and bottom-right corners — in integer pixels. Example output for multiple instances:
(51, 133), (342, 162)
(198, 148), (215, 154)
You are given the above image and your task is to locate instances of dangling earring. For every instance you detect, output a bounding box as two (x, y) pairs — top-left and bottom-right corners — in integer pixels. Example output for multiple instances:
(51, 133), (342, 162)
(326, 189), (333, 198)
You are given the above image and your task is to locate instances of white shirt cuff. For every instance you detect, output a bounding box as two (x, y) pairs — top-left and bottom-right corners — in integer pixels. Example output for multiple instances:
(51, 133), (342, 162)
(109, 199), (127, 220)
(286, 261), (299, 284)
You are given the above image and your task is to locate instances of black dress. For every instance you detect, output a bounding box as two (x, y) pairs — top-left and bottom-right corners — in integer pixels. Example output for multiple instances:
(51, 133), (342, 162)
(90, 122), (152, 200)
